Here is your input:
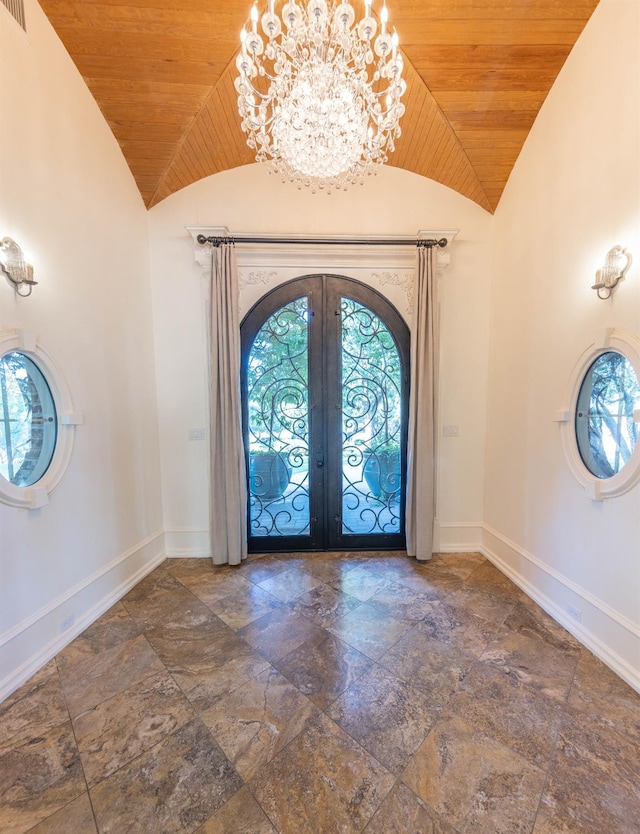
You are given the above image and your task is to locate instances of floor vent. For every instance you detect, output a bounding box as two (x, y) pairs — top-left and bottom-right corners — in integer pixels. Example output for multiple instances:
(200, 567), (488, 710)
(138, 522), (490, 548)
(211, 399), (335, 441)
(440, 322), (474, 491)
(2, 0), (26, 30)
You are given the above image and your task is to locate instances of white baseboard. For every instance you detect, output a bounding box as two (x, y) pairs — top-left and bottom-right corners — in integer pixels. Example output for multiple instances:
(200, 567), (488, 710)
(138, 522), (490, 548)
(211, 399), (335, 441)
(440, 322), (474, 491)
(0, 531), (166, 702)
(481, 524), (640, 694)
(164, 528), (210, 558)
(435, 521), (483, 553)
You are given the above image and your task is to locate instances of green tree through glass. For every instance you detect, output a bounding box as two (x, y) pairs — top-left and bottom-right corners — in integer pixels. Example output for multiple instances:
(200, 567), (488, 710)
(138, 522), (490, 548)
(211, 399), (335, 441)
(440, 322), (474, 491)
(578, 351), (640, 478)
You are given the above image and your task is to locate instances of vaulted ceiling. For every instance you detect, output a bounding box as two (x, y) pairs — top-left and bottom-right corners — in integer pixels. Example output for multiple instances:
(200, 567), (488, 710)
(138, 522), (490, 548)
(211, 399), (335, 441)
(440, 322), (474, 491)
(39, 0), (600, 212)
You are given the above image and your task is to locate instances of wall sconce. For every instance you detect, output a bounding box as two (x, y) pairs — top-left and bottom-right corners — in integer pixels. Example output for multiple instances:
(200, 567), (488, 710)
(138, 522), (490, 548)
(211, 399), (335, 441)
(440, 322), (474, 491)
(1, 237), (37, 297)
(592, 245), (631, 300)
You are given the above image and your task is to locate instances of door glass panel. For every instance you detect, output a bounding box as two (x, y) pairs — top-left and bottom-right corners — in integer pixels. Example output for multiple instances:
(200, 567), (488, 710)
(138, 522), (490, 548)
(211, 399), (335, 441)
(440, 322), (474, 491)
(341, 297), (402, 535)
(246, 297), (310, 536)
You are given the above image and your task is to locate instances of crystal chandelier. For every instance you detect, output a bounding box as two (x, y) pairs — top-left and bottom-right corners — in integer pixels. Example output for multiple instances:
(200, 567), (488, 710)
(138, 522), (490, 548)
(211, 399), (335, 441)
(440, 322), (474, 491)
(236, 0), (406, 192)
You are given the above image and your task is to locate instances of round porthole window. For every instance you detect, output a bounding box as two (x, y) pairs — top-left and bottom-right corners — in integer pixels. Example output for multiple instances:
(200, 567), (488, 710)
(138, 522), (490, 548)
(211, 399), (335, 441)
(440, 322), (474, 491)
(0, 329), (80, 509)
(560, 331), (640, 500)
(575, 351), (640, 479)
(0, 351), (58, 486)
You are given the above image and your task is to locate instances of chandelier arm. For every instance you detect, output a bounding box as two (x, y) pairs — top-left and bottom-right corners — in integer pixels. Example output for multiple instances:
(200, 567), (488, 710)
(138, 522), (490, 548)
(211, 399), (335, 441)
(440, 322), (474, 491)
(241, 82), (274, 101)
(237, 0), (405, 191)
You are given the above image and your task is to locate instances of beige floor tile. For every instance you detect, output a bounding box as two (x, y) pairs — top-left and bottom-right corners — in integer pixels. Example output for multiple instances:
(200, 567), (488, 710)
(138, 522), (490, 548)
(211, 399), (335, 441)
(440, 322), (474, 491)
(445, 661), (565, 768)
(358, 553), (416, 577)
(328, 601), (411, 660)
(122, 585), (218, 630)
(147, 621), (270, 711)
(393, 565), (463, 598)
(378, 626), (475, 707)
(464, 561), (526, 603)
(197, 787), (277, 833)
(533, 708), (640, 833)
(55, 604), (142, 672)
(121, 565), (179, 603)
(445, 585), (516, 628)
(165, 558), (236, 583)
(365, 782), (458, 834)
(300, 557), (359, 583)
(479, 627), (580, 702)
(0, 661), (67, 748)
(568, 648), (640, 738)
(367, 582), (441, 622)
(291, 582), (362, 627)
(27, 792), (97, 833)
(429, 551), (487, 579)
(237, 607), (326, 663)
(274, 633), (373, 710)
(503, 601), (582, 652)
(57, 634), (165, 718)
(90, 718), (242, 833)
(329, 565), (393, 601)
(237, 556), (290, 584)
(415, 599), (501, 656)
(187, 572), (255, 607)
(256, 566), (323, 603)
(328, 663), (439, 775)
(200, 667), (319, 780)
(208, 585), (283, 629)
(0, 719), (85, 834)
(73, 670), (194, 785)
(402, 713), (547, 834)
(250, 712), (395, 834)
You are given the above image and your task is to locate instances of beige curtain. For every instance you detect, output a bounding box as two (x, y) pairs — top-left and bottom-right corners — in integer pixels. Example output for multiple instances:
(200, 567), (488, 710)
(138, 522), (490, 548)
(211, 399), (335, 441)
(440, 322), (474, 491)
(406, 244), (439, 561)
(205, 242), (248, 566)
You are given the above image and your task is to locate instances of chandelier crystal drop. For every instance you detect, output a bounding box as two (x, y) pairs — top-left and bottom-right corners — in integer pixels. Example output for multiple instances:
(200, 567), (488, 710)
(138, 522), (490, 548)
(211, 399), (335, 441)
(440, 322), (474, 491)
(236, 0), (406, 192)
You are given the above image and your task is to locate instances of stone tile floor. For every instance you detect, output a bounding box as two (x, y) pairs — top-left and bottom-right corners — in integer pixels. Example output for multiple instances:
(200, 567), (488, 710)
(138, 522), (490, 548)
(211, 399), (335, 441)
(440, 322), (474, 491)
(1, 551), (639, 833)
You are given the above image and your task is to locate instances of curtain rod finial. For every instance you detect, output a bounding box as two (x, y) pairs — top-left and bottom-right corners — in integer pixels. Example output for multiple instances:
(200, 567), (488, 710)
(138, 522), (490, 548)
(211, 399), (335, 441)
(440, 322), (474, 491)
(417, 238), (448, 249)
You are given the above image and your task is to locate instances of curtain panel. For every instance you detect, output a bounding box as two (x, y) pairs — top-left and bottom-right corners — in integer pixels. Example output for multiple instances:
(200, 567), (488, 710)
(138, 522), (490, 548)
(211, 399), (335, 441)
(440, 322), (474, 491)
(205, 243), (248, 566)
(406, 244), (439, 560)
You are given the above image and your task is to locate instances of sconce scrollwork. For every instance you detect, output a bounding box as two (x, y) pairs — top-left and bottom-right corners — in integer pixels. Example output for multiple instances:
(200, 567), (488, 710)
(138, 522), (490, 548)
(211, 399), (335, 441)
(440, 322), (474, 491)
(592, 245), (631, 300)
(1, 237), (37, 297)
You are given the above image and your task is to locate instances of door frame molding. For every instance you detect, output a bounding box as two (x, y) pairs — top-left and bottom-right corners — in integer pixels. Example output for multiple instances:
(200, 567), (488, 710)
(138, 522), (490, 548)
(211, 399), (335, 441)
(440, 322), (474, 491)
(187, 227), (456, 328)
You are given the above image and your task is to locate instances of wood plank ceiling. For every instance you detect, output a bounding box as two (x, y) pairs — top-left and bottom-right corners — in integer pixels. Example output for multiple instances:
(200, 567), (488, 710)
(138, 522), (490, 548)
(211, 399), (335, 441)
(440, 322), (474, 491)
(39, 0), (600, 212)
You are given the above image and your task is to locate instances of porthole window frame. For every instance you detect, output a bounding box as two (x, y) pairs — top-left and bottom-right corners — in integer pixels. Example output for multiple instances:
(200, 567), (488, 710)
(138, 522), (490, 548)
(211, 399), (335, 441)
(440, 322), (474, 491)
(0, 329), (81, 509)
(558, 329), (640, 500)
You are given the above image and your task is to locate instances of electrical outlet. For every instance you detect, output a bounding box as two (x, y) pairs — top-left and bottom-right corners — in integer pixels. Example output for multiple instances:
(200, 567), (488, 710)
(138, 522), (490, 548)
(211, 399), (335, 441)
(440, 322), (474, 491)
(60, 613), (75, 633)
(443, 424), (459, 437)
(188, 428), (205, 441)
(567, 604), (582, 623)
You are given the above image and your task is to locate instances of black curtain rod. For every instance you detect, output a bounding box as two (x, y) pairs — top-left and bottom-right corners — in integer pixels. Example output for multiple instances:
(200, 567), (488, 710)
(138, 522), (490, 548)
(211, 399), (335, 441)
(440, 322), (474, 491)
(196, 234), (448, 249)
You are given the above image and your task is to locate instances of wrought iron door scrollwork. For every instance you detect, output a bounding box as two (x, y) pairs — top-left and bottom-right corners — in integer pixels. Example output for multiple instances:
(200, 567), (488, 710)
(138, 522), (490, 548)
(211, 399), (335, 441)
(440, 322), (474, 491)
(340, 298), (402, 535)
(247, 297), (310, 537)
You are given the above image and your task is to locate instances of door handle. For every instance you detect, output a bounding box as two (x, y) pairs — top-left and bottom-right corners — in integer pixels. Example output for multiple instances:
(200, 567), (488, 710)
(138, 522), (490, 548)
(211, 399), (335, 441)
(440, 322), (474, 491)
(316, 460), (324, 467)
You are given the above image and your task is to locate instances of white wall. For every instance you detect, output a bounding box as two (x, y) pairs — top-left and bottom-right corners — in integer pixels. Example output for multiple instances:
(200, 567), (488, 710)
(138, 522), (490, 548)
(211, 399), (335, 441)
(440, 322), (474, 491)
(484, 0), (640, 689)
(0, 1), (164, 697)
(148, 164), (493, 558)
